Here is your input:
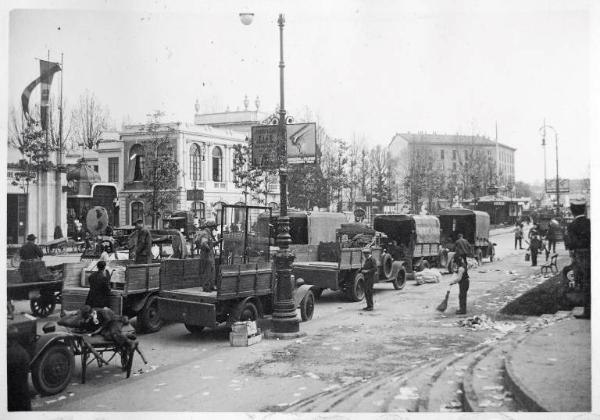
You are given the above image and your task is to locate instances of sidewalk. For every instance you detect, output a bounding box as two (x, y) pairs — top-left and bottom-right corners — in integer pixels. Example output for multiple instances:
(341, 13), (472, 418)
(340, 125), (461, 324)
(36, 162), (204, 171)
(505, 317), (591, 411)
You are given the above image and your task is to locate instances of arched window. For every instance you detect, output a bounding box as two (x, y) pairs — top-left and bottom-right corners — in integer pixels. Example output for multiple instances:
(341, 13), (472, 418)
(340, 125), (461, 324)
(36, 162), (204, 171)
(212, 147), (222, 182)
(131, 201), (144, 224)
(129, 144), (145, 181)
(190, 144), (202, 181)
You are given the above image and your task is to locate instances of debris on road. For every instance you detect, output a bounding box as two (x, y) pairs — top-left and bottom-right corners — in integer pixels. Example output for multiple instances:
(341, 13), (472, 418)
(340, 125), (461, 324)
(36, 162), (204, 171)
(394, 386), (420, 400)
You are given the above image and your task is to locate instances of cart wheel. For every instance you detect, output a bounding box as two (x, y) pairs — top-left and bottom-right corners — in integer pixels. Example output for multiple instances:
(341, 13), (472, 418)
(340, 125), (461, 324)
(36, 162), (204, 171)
(347, 272), (365, 302)
(300, 290), (315, 322)
(11, 253), (21, 268)
(184, 324), (205, 335)
(392, 268), (406, 290)
(138, 295), (162, 334)
(31, 343), (74, 396)
(30, 295), (56, 318)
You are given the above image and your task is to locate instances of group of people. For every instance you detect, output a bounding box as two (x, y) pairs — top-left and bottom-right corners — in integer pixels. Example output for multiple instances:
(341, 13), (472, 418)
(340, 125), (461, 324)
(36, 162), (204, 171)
(514, 219), (560, 267)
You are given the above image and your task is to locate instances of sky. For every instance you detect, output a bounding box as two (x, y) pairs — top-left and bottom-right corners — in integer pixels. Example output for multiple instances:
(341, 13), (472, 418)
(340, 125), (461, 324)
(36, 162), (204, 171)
(5, 0), (598, 184)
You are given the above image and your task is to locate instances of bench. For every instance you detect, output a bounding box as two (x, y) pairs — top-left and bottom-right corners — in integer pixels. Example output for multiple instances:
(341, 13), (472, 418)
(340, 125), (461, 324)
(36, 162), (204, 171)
(541, 253), (559, 275)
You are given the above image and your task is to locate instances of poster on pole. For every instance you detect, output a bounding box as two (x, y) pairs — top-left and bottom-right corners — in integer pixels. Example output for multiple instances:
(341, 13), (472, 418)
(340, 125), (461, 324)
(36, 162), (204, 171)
(250, 125), (281, 170)
(286, 122), (317, 164)
(545, 178), (569, 194)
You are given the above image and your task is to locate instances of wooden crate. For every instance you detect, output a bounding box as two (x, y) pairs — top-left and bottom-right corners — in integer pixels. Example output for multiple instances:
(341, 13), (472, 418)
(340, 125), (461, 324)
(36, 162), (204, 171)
(125, 263), (160, 294)
(61, 287), (123, 314)
(63, 262), (88, 288)
(229, 331), (263, 347)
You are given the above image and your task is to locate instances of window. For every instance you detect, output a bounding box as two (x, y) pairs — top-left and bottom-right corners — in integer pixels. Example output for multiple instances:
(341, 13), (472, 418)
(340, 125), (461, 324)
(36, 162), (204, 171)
(190, 144), (202, 181)
(93, 165), (99, 173)
(440, 150), (444, 160)
(108, 157), (119, 182)
(131, 202), (144, 224)
(191, 201), (205, 219)
(129, 144), (145, 181)
(212, 147), (223, 182)
(452, 150), (457, 160)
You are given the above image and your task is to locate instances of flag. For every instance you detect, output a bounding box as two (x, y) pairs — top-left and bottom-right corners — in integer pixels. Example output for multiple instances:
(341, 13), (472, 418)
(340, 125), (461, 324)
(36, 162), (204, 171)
(21, 59), (61, 129)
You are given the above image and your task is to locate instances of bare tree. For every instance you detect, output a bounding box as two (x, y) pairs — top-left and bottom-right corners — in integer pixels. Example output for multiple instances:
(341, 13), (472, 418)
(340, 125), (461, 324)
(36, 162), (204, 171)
(71, 90), (109, 150)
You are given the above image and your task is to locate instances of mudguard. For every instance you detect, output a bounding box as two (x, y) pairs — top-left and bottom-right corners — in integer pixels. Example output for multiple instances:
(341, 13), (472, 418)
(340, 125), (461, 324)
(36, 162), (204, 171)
(30, 332), (75, 366)
(130, 291), (158, 314)
(293, 284), (316, 308)
(389, 260), (405, 280)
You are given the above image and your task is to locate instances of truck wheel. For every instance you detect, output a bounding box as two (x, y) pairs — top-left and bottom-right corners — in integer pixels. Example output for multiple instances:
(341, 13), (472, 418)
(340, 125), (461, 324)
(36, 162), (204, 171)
(185, 323), (205, 335)
(139, 295), (162, 334)
(382, 254), (393, 278)
(231, 301), (260, 323)
(30, 295), (56, 318)
(392, 269), (406, 290)
(300, 290), (315, 321)
(31, 343), (74, 396)
(347, 272), (365, 302)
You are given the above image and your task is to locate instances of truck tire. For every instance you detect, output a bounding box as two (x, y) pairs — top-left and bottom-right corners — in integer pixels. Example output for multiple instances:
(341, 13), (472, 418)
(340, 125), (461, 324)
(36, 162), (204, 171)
(392, 268), (406, 290)
(31, 343), (74, 396)
(138, 295), (162, 334)
(300, 290), (315, 321)
(185, 323), (205, 335)
(382, 253), (393, 279)
(231, 300), (260, 323)
(347, 272), (365, 302)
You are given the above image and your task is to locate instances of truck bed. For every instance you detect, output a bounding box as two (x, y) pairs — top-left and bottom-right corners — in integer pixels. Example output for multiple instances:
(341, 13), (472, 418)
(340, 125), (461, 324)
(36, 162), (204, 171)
(159, 287), (218, 304)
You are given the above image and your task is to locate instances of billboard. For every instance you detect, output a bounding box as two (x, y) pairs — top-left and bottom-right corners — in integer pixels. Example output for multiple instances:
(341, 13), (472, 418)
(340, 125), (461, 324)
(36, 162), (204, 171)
(545, 178), (569, 194)
(286, 122), (317, 164)
(251, 122), (318, 169)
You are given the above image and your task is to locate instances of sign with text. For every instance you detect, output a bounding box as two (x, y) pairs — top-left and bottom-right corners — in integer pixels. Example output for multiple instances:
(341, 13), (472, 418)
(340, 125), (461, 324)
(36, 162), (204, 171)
(545, 178), (569, 194)
(287, 122), (317, 164)
(187, 189), (204, 201)
(251, 125), (281, 169)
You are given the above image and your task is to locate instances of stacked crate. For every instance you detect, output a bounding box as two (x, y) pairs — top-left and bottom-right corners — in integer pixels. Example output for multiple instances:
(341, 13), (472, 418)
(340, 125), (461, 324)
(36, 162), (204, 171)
(229, 321), (263, 346)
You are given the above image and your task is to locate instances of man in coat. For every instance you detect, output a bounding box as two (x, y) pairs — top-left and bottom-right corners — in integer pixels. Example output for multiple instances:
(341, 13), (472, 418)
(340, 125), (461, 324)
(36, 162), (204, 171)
(195, 220), (218, 291)
(134, 219), (153, 264)
(86, 260), (112, 309)
(449, 255), (470, 315)
(566, 198), (590, 319)
(528, 233), (542, 267)
(19, 233), (43, 261)
(454, 234), (471, 267)
(361, 248), (377, 311)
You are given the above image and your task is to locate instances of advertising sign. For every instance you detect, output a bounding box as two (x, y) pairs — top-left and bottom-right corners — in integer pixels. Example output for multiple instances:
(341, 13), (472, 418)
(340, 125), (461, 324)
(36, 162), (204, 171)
(287, 122), (317, 164)
(545, 178), (569, 194)
(251, 125), (281, 170)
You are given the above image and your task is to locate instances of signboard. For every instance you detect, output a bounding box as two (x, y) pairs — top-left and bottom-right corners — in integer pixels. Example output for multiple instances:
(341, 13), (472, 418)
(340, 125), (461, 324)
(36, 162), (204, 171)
(287, 122), (317, 164)
(187, 189), (204, 201)
(545, 178), (569, 194)
(251, 125), (281, 169)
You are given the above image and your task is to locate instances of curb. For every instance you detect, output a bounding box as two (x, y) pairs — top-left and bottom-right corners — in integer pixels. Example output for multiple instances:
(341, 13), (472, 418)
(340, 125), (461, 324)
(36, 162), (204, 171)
(504, 352), (547, 412)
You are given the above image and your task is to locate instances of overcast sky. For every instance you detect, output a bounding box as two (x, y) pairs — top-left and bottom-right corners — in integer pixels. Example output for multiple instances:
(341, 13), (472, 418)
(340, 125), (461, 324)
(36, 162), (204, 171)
(6, 0), (597, 184)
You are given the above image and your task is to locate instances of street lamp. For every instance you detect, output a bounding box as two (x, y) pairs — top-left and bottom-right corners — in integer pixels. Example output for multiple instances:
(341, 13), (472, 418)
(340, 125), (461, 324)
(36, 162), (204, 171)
(539, 122), (560, 218)
(241, 12), (303, 338)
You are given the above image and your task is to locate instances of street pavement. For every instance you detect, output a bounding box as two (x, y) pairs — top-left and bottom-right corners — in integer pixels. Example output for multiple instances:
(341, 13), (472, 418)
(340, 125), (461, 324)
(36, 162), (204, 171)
(14, 228), (581, 412)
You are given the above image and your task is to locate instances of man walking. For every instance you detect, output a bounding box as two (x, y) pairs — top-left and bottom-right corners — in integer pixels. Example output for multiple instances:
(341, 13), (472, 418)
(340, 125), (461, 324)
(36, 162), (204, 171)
(449, 255), (469, 315)
(134, 219), (153, 264)
(361, 248), (377, 311)
(454, 233), (471, 267)
(566, 198), (590, 319)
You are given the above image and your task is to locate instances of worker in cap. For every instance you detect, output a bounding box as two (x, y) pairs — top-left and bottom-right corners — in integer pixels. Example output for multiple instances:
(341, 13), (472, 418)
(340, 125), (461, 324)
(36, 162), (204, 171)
(566, 196), (590, 319)
(361, 248), (377, 311)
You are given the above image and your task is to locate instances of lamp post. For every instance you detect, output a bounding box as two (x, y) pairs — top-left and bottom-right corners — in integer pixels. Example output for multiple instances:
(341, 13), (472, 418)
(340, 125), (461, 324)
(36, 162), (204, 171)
(240, 12), (303, 338)
(539, 123), (560, 217)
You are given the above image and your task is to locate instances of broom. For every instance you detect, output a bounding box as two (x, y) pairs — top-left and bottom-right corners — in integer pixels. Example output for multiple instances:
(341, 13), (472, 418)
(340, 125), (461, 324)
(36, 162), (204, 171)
(436, 284), (453, 313)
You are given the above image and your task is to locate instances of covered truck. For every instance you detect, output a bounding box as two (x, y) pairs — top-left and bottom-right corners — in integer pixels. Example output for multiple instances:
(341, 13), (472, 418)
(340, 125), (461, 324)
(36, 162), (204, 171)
(438, 207), (495, 270)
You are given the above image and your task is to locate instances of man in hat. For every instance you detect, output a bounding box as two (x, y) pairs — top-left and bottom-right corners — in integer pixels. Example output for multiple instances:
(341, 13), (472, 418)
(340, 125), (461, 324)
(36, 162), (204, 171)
(134, 219), (153, 264)
(566, 198), (590, 319)
(449, 254), (470, 315)
(195, 220), (218, 291)
(19, 233), (44, 261)
(361, 247), (377, 311)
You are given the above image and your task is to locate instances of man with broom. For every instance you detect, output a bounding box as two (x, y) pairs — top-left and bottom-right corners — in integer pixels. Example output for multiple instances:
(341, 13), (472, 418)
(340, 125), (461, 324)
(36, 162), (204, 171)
(438, 254), (469, 315)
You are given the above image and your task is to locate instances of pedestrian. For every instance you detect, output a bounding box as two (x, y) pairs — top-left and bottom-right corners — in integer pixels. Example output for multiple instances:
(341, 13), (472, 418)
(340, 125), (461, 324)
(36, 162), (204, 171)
(86, 260), (112, 309)
(528, 234), (542, 266)
(449, 254), (469, 315)
(454, 233), (471, 267)
(565, 198), (590, 319)
(547, 219), (558, 254)
(361, 247), (377, 311)
(7, 326), (31, 411)
(514, 223), (523, 250)
(133, 219), (153, 264)
(19, 233), (44, 261)
(195, 220), (218, 291)
(18, 234), (45, 280)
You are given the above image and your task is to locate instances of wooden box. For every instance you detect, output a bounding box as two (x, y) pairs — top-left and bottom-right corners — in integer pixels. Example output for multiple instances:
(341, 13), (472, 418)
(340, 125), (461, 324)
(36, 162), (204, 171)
(229, 331), (263, 347)
(61, 287), (123, 314)
(63, 262), (88, 288)
(125, 263), (160, 294)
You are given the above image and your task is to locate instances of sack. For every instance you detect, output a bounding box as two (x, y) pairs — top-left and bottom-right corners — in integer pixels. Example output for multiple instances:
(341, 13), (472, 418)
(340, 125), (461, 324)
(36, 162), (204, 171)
(525, 252), (530, 261)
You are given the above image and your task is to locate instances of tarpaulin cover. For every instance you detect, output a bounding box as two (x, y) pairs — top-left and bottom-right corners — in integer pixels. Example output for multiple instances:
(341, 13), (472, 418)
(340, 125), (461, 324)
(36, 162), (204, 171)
(413, 215), (441, 244)
(307, 212), (348, 245)
(373, 214), (440, 245)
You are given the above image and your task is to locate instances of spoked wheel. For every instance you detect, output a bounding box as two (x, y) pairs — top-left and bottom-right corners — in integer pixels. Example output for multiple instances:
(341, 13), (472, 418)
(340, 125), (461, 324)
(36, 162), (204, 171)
(31, 343), (75, 396)
(392, 269), (406, 290)
(30, 294), (56, 318)
(184, 324), (205, 335)
(300, 290), (315, 321)
(346, 272), (366, 302)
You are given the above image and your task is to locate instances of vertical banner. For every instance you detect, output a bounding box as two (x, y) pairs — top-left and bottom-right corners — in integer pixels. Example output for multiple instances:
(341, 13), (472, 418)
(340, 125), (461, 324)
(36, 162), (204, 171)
(39, 60), (62, 130)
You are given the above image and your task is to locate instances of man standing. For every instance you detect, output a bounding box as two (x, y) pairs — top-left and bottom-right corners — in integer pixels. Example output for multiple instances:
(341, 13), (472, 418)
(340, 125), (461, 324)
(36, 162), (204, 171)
(449, 255), (469, 315)
(134, 219), (153, 264)
(19, 233), (43, 262)
(361, 248), (377, 311)
(514, 223), (523, 250)
(195, 220), (218, 291)
(454, 233), (471, 267)
(86, 260), (112, 309)
(546, 219), (559, 254)
(529, 233), (542, 267)
(566, 198), (590, 319)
